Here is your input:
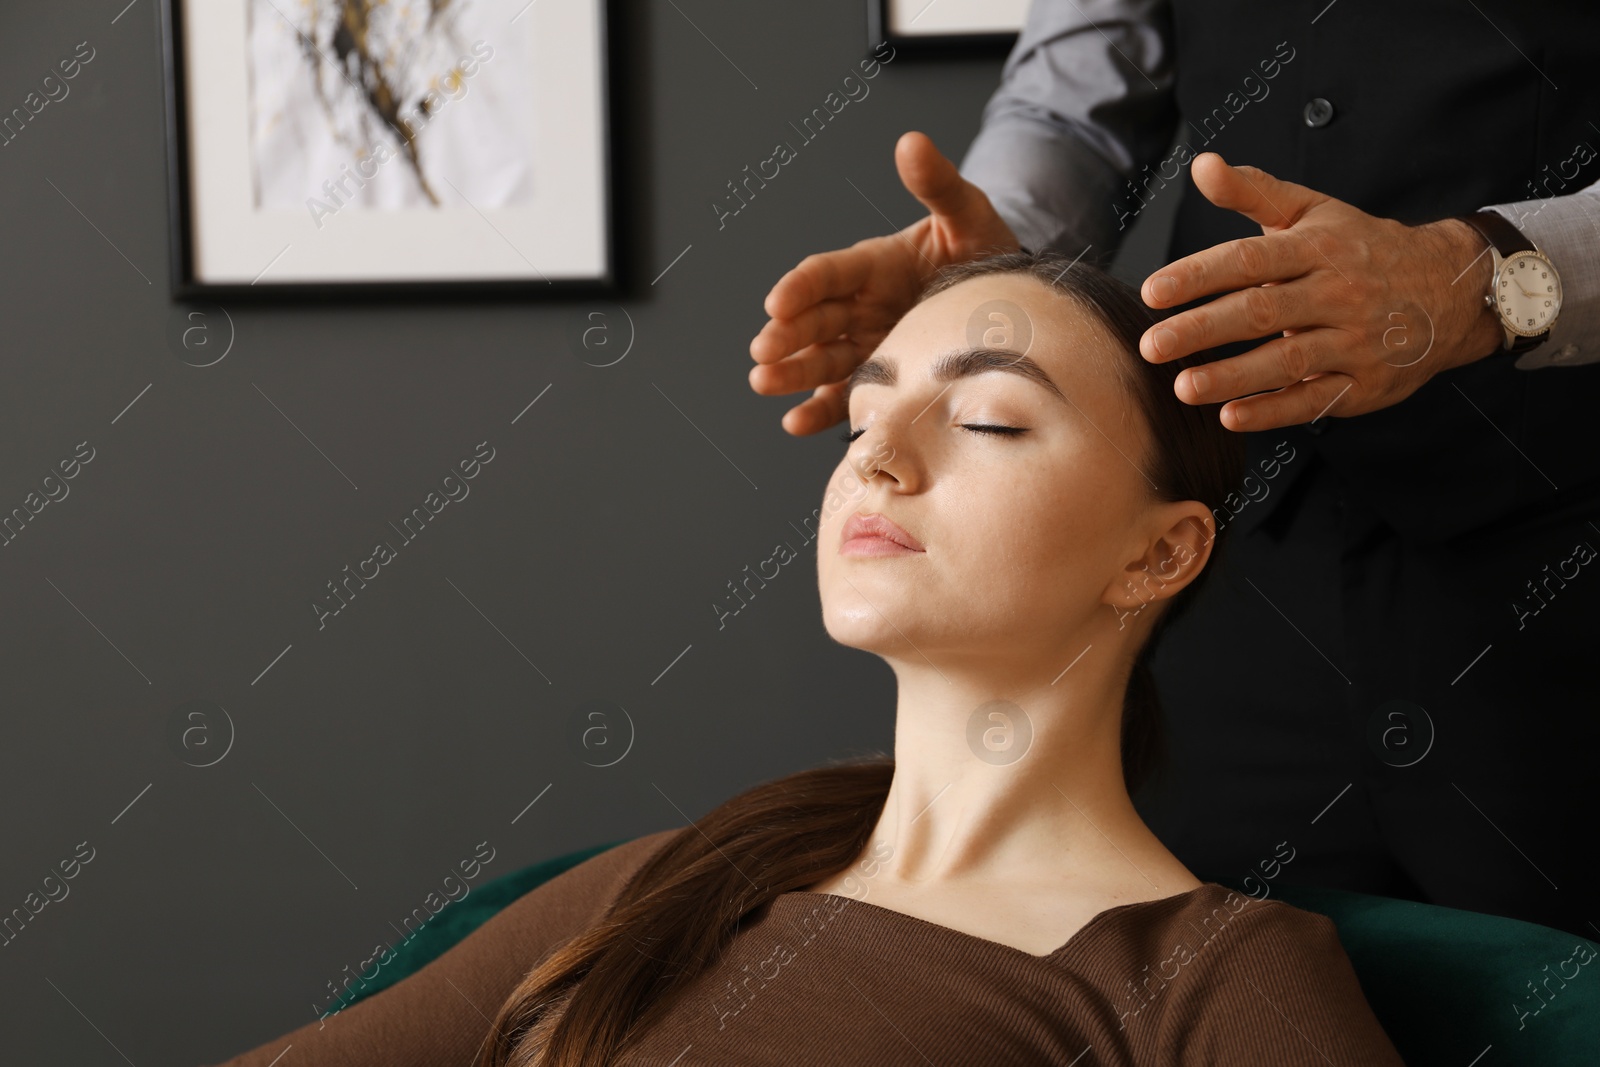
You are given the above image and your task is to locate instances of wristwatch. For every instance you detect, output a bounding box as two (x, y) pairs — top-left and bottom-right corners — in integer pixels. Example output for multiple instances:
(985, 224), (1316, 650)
(1459, 210), (1562, 354)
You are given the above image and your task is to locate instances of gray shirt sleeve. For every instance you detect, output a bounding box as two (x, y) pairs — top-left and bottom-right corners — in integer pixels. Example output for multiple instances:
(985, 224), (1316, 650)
(956, 0), (1178, 263)
(958, 2), (1598, 374)
(1485, 175), (1600, 370)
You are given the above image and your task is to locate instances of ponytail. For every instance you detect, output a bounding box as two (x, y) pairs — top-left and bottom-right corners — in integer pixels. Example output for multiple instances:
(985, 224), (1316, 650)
(478, 758), (895, 1066)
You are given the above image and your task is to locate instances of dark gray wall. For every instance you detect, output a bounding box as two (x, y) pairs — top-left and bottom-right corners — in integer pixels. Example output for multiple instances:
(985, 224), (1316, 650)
(0, 2), (1179, 1061)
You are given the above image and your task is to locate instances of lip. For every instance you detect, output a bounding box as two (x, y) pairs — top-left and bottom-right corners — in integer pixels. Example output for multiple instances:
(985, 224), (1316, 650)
(840, 511), (925, 556)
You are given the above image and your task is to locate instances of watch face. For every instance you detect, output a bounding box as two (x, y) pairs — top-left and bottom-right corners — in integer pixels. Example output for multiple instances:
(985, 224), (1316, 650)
(1496, 254), (1562, 336)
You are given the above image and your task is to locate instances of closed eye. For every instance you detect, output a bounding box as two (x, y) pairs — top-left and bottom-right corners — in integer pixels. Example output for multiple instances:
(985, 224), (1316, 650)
(839, 424), (1028, 443)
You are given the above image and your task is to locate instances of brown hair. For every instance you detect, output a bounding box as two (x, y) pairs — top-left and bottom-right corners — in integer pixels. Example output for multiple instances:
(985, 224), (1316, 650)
(478, 249), (1246, 1067)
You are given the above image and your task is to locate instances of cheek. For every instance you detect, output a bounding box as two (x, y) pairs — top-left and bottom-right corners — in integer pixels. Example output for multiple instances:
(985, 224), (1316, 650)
(956, 476), (1112, 589)
(963, 512), (1058, 587)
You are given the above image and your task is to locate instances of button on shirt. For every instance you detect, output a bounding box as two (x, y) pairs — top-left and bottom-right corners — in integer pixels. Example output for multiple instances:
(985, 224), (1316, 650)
(1303, 97), (1335, 127)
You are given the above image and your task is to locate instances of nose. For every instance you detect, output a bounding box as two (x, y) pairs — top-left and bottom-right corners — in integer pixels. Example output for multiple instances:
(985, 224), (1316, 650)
(845, 412), (910, 489)
(844, 382), (951, 491)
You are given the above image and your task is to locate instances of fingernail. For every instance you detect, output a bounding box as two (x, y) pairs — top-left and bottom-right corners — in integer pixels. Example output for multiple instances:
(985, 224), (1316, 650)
(1152, 276), (1177, 304)
(1189, 369), (1209, 396)
(1152, 327), (1176, 358)
(1232, 406), (1250, 427)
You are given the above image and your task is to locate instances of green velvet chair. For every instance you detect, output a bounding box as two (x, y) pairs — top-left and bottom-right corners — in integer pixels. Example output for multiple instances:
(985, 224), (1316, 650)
(330, 841), (1600, 1065)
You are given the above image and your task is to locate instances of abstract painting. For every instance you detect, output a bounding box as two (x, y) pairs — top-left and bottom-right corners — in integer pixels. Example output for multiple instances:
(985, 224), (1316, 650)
(163, 0), (614, 296)
(246, 0), (535, 215)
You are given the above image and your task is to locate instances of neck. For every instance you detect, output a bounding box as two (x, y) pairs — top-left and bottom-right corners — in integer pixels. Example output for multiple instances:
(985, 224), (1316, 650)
(857, 645), (1182, 898)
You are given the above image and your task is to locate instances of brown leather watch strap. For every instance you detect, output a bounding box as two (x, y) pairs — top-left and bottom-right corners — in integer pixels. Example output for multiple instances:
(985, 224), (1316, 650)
(1462, 209), (1536, 260)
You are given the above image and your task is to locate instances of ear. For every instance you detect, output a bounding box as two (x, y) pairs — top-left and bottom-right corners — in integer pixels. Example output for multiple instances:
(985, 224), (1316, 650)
(1104, 502), (1218, 627)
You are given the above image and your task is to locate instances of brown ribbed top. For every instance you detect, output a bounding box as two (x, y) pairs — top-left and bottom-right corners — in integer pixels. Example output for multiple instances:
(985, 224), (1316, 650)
(207, 829), (1406, 1066)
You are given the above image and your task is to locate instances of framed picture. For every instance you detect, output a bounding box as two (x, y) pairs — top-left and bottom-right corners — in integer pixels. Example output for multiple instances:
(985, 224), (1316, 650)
(870, 0), (1024, 53)
(160, 0), (617, 299)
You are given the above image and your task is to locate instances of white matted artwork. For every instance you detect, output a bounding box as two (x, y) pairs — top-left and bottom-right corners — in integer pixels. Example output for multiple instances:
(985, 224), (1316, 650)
(877, 0), (1026, 41)
(161, 0), (613, 296)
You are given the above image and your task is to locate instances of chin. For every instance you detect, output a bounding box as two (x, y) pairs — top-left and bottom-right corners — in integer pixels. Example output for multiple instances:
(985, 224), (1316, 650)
(819, 596), (912, 653)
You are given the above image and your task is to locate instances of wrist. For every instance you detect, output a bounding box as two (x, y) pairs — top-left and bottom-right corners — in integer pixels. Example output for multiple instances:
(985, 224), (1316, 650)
(1430, 216), (1505, 368)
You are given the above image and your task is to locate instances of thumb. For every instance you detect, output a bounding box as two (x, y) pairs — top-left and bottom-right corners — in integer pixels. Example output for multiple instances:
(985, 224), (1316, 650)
(895, 130), (991, 226)
(1191, 151), (1325, 231)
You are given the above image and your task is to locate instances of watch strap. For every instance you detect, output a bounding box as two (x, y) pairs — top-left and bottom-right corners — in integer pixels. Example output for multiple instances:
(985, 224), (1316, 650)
(1462, 209), (1537, 259)
(1460, 210), (1548, 354)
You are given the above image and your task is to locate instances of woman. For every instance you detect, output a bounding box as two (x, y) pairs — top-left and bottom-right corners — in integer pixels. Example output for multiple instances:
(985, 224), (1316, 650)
(212, 251), (1405, 1066)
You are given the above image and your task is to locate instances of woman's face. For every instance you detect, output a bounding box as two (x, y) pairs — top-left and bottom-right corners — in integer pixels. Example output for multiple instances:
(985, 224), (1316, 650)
(817, 273), (1185, 671)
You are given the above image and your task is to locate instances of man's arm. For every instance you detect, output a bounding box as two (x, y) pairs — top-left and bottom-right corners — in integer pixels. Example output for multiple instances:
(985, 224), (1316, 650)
(1483, 174), (1600, 369)
(958, 0), (1178, 262)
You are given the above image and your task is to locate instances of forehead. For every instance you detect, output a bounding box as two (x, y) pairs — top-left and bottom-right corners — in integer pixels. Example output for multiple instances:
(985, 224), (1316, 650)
(863, 272), (1130, 402)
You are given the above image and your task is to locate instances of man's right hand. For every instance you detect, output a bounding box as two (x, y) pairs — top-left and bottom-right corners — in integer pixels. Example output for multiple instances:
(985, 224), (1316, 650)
(747, 130), (1020, 437)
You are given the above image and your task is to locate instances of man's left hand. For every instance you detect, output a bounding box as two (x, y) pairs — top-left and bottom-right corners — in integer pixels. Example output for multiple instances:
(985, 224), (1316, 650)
(1139, 152), (1506, 431)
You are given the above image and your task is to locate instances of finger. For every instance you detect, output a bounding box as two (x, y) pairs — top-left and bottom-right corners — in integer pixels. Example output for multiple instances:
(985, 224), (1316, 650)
(895, 131), (993, 230)
(1190, 152), (1328, 232)
(779, 380), (851, 437)
(1172, 330), (1339, 406)
(1143, 232), (1313, 308)
(1141, 281), (1323, 363)
(1218, 372), (1356, 432)
(763, 241), (887, 321)
(749, 338), (866, 396)
(750, 299), (863, 364)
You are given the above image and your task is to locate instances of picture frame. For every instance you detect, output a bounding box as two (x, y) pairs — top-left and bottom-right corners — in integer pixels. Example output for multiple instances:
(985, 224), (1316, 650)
(869, 0), (1024, 54)
(159, 0), (618, 300)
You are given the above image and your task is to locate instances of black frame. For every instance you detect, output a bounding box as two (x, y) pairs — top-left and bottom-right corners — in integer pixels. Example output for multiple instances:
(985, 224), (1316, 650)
(869, 0), (1019, 56)
(159, 0), (622, 302)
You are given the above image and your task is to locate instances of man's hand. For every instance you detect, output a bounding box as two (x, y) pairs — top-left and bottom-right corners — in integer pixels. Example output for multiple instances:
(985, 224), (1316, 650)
(749, 131), (1020, 436)
(1139, 152), (1504, 432)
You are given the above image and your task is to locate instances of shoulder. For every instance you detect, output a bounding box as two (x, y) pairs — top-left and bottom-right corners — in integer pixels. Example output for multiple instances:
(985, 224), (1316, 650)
(1145, 887), (1405, 1065)
(511, 827), (686, 929)
(432, 828), (689, 983)
(197, 829), (691, 1065)
(1173, 883), (1336, 944)
(1155, 884), (1355, 976)
(555, 827), (686, 889)
(1105, 884), (1332, 984)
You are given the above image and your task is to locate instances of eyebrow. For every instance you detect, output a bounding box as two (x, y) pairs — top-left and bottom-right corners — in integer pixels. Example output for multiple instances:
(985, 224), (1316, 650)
(845, 347), (1068, 407)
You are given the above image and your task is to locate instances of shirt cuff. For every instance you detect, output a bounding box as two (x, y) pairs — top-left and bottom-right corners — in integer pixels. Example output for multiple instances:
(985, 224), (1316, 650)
(1483, 179), (1600, 369)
